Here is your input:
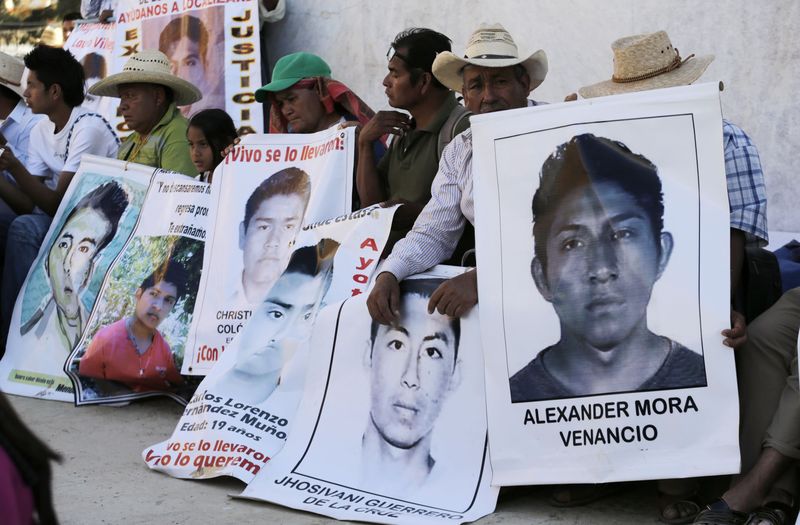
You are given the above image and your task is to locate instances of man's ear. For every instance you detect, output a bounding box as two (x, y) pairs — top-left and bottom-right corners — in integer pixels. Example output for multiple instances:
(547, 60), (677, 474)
(531, 256), (553, 302)
(656, 231), (674, 280)
(449, 356), (463, 393)
(418, 71), (433, 95)
(49, 82), (62, 102)
(362, 338), (373, 370)
(238, 221), (246, 250)
(134, 287), (143, 303)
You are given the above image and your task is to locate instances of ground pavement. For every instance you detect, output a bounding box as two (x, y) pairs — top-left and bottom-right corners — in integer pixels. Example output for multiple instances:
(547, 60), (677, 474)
(10, 394), (669, 524)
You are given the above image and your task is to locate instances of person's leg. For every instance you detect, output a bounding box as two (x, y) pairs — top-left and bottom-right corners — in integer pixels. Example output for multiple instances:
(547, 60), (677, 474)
(0, 198), (18, 273)
(0, 214), (51, 353)
(732, 288), (800, 510)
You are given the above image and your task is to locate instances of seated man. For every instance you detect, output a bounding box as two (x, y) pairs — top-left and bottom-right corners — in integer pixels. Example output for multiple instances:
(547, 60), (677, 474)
(78, 259), (186, 392)
(361, 278), (461, 494)
(89, 50), (200, 176)
(693, 288), (799, 524)
(216, 238), (338, 405)
(511, 134), (705, 402)
(234, 167), (311, 306)
(356, 28), (470, 252)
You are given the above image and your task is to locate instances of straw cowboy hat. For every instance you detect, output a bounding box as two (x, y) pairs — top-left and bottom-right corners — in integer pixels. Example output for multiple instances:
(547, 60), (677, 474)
(432, 23), (548, 93)
(0, 52), (25, 98)
(578, 31), (714, 98)
(89, 50), (202, 106)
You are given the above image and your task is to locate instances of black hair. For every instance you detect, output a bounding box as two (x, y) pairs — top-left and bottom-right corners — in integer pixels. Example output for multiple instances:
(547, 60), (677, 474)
(81, 52), (107, 79)
(188, 109), (238, 171)
(369, 278), (461, 363)
(390, 28), (451, 90)
(267, 238), (339, 307)
(159, 14), (209, 65)
(0, 84), (20, 103)
(138, 258), (190, 301)
(61, 181), (130, 253)
(23, 45), (85, 108)
(531, 133), (664, 272)
(243, 167), (311, 232)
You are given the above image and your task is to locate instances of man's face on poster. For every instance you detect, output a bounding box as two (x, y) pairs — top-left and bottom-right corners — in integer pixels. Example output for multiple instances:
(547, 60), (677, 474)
(532, 180), (672, 350)
(165, 37), (206, 89)
(234, 270), (324, 375)
(368, 294), (459, 449)
(134, 279), (178, 332)
(47, 208), (112, 319)
(239, 193), (306, 289)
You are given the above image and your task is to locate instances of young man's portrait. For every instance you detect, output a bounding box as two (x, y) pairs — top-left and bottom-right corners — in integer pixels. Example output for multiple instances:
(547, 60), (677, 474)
(78, 257), (187, 392)
(361, 278), (462, 494)
(232, 167), (311, 306)
(510, 134), (706, 402)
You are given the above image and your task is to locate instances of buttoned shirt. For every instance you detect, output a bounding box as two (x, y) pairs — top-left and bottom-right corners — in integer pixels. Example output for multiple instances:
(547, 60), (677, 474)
(723, 119), (768, 246)
(118, 103), (196, 176)
(0, 100), (44, 181)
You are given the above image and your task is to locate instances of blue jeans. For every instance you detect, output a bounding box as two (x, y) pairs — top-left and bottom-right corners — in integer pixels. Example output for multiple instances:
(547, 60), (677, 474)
(0, 213), (51, 354)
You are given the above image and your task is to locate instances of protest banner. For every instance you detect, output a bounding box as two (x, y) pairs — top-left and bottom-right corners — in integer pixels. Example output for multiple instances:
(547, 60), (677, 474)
(63, 22), (116, 117)
(0, 156), (151, 401)
(181, 126), (355, 375)
(143, 203), (396, 481)
(471, 82), (736, 484)
(64, 171), (210, 405)
(236, 267), (498, 524)
(112, 0), (263, 134)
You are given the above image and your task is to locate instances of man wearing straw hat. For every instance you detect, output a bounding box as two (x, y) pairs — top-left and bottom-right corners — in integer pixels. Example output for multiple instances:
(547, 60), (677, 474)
(89, 50), (200, 177)
(577, 32), (778, 524)
(368, 23), (548, 324)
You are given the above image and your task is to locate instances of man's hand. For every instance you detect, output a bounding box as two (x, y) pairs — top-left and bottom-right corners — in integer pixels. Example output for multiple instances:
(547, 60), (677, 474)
(358, 111), (410, 147)
(428, 270), (478, 318)
(367, 272), (401, 325)
(222, 136), (242, 159)
(0, 146), (20, 172)
(99, 9), (114, 22)
(563, 92), (578, 102)
(722, 309), (747, 348)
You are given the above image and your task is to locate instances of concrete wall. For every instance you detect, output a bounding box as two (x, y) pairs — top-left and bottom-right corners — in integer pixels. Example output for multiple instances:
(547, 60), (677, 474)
(265, 0), (799, 234)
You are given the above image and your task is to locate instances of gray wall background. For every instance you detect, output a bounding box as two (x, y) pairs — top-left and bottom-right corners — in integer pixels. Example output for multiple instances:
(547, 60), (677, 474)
(266, 0), (798, 233)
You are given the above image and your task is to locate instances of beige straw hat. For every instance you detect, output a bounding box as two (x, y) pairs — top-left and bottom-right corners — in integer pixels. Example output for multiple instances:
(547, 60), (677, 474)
(578, 31), (713, 98)
(0, 52), (25, 98)
(432, 23), (548, 93)
(88, 50), (202, 106)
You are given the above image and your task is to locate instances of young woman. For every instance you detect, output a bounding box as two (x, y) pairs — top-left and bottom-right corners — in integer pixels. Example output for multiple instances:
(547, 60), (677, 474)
(186, 109), (238, 183)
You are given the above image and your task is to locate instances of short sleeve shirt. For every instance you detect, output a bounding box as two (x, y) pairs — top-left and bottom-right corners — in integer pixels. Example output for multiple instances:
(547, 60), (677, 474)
(118, 103), (196, 177)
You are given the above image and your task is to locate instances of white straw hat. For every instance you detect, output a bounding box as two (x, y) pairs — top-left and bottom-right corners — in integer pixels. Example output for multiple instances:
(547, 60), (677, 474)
(88, 50), (202, 106)
(432, 23), (548, 93)
(578, 31), (714, 98)
(0, 52), (25, 98)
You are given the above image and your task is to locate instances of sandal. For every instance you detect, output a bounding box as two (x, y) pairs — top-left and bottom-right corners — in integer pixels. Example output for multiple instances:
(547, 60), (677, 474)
(548, 483), (621, 507)
(659, 492), (702, 524)
(693, 499), (750, 525)
(746, 502), (793, 525)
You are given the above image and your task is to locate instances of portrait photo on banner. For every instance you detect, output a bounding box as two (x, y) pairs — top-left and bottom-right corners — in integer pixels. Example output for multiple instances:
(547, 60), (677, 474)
(495, 115), (708, 404)
(15, 174), (142, 378)
(141, 6), (225, 117)
(66, 235), (204, 402)
(291, 276), (488, 513)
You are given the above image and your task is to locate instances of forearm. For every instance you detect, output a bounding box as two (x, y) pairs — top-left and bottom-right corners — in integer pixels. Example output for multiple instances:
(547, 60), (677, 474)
(355, 142), (386, 206)
(8, 163), (62, 216)
(0, 177), (34, 214)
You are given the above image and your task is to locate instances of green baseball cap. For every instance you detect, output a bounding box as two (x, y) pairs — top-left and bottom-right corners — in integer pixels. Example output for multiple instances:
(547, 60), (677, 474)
(255, 52), (332, 102)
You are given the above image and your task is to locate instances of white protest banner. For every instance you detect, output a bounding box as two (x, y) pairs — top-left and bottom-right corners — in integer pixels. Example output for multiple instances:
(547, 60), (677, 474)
(237, 267), (498, 524)
(113, 0), (262, 134)
(64, 171), (210, 405)
(472, 82), (736, 484)
(181, 126), (354, 375)
(143, 204), (395, 481)
(63, 22), (116, 118)
(0, 156), (152, 401)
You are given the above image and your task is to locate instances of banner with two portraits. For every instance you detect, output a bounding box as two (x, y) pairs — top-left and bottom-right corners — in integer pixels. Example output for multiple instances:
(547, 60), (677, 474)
(143, 203), (397, 482)
(472, 83), (738, 484)
(237, 266), (499, 524)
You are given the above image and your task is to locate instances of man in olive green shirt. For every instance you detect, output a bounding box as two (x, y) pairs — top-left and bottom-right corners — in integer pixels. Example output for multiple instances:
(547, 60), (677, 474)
(89, 50), (201, 176)
(357, 29), (470, 252)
